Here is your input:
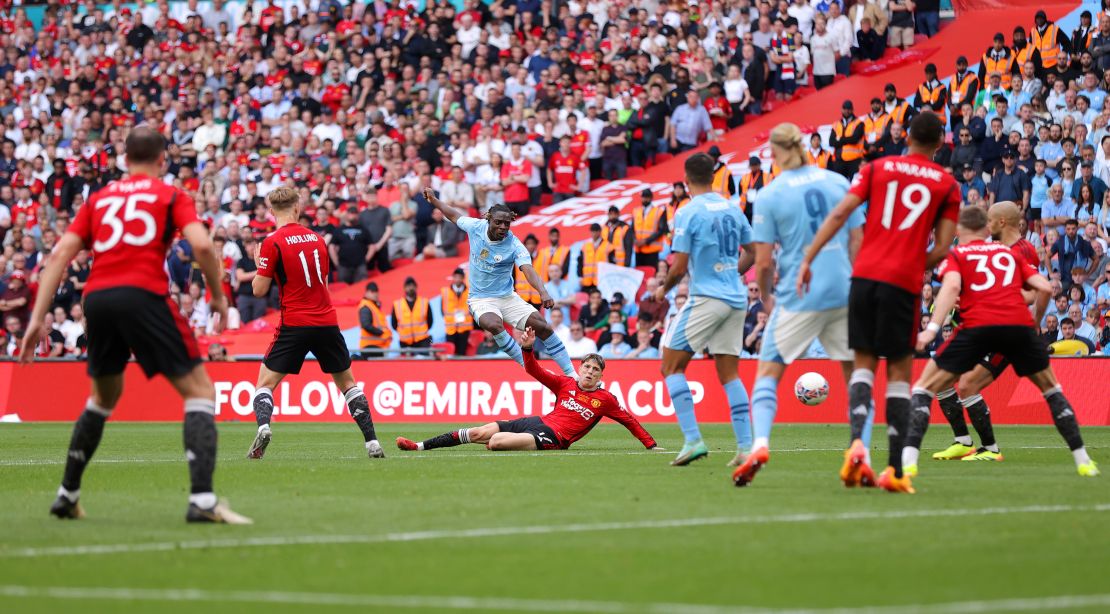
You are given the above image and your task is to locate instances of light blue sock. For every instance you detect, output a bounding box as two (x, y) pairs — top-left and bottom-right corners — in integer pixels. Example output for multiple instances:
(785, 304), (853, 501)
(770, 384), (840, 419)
(751, 376), (778, 444)
(540, 333), (576, 376)
(724, 379), (752, 450)
(664, 374), (701, 444)
(493, 330), (524, 367)
(861, 399), (876, 449)
(532, 334), (547, 357)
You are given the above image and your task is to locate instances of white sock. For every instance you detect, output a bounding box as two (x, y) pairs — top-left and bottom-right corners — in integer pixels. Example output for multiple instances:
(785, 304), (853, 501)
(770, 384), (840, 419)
(189, 492), (217, 509)
(1073, 447), (1092, 466)
(985, 444), (999, 453)
(752, 437), (769, 451)
(955, 435), (973, 446)
(57, 486), (79, 503)
(258, 423), (270, 433)
(903, 447), (920, 468)
(416, 442), (425, 451)
(364, 440), (380, 449)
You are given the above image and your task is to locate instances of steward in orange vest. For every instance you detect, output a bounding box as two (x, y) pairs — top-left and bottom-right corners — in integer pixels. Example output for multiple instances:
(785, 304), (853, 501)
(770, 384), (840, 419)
(914, 63), (949, 126)
(829, 99), (865, 179)
(707, 145), (736, 200)
(862, 98), (891, 161)
(1011, 26), (1043, 80)
(1032, 11), (1069, 71)
(884, 83), (917, 127)
(577, 223), (613, 292)
(1071, 13), (1095, 56)
(515, 233), (542, 307)
(441, 268), (473, 356)
(738, 156), (769, 212)
(948, 57), (979, 128)
(603, 206), (633, 266)
(666, 181), (690, 245)
(358, 281), (392, 355)
(977, 33), (1014, 90)
(534, 227), (570, 282)
(391, 277), (433, 349)
(631, 188), (667, 269)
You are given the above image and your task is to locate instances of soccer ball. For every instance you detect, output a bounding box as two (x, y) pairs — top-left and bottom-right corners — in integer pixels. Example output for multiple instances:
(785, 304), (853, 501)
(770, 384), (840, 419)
(794, 372), (830, 406)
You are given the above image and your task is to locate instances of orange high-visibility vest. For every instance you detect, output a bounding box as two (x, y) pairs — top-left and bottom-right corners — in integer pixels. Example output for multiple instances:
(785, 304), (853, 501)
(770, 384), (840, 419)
(982, 52), (1014, 89)
(833, 118), (864, 161)
(604, 223), (629, 265)
(738, 171), (765, 210)
(534, 245), (569, 282)
(863, 112), (891, 145)
(579, 239), (611, 287)
(950, 71), (979, 108)
(515, 264), (541, 305)
(1014, 45), (1036, 72)
(814, 150), (831, 168)
(1033, 23), (1061, 69)
(358, 298), (392, 349)
(711, 165), (732, 199)
(440, 287), (473, 335)
(665, 198), (689, 245)
(890, 100), (913, 125)
(393, 297), (430, 345)
(632, 205), (664, 254)
(916, 82), (948, 125)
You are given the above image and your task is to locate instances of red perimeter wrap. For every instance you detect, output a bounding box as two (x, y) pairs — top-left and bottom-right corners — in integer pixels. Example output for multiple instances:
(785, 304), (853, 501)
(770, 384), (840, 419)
(1, 359), (1107, 425)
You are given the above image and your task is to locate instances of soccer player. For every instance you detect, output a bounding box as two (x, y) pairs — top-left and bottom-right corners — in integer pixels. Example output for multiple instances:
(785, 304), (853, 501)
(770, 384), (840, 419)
(656, 152), (756, 467)
(20, 126), (250, 523)
(395, 327), (658, 452)
(732, 123), (866, 487)
(247, 187), (384, 460)
(421, 187), (577, 378)
(913, 206), (1099, 480)
(903, 201), (1046, 475)
(798, 111), (959, 493)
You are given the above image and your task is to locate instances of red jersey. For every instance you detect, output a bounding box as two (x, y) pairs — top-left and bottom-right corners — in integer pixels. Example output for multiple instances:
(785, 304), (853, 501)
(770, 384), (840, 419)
(848, 154), (961, 293)
(1008, 238), (1039, 268)
(256, 223), (337, 328)
(548, 151), (582, 194)
(938, 240), (1039, 329)
(68, 174), (197, 296)
(501, 158), (532, 202)
(568, 131), (589, 160)
(523, 351), (656, 449)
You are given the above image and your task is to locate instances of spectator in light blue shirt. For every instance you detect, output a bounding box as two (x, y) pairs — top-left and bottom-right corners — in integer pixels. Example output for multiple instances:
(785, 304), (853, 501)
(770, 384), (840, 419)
(1042, 183), (1076, 235)
(1029, 159), (1051, 216)
(544, 264), (576, 323)
(598, 323), (633, 358)
(669, 90), (716, 153)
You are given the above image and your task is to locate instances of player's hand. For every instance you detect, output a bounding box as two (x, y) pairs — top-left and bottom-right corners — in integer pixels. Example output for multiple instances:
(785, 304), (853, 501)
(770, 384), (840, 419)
(796, 261), (812, 297)
(915, 329), (936, 353)
(653, 285), (666, 302)
(520, 326), (536, 349)
(540, 294), (555, 309)
(18, 321), (43, 365)
(209, 294), (229, 334)
(422, 187), (436, 203)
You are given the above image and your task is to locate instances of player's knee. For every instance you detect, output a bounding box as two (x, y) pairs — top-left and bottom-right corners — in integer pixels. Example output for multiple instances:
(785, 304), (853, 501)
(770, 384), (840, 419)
(487, 434), (508, 451)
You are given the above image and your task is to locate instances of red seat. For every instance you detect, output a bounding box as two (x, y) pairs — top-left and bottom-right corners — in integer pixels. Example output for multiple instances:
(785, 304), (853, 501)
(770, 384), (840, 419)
(540, 193), (553, 207)
(626, 166), (645, 177)
(655, 152), (673, 164)
(392, 258), (414, 268)
(432, 342), (455, 356)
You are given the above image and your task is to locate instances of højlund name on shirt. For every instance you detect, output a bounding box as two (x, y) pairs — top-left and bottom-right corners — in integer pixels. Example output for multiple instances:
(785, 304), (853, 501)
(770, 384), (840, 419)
(284, 234), (319, 245)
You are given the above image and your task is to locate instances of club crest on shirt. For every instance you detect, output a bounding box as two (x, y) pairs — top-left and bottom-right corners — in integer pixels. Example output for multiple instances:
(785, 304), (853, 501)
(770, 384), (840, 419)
(494, 254), (503, 262)
(591, 398), (601, 408)
(479, 248), (490, 260)
(714, 263), (725, 272)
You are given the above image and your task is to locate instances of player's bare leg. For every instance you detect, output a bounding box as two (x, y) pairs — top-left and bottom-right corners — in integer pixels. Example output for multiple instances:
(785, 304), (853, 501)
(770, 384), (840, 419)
(397, 422), (501, 451)
(168, 365), (252, 524)
(842, 351), (879, 487)
(661, 348), (707, 466)
(332, 369), (384, 458)
(902, 361), (961, 479)
(247, 364), (283, 459)
(478, 313), (525, 367)
(525, 311), (576, 377)
(1026, 368), (1099, 476)
(50, 374), (123, 519)
(487, 432), (540, 451)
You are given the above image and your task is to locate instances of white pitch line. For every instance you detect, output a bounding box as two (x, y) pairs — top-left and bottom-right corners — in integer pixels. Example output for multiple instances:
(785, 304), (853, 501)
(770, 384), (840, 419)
(2, 585), (1110, 614)
(3, 503), (1107, 559)
(0, 445), (1077, 466)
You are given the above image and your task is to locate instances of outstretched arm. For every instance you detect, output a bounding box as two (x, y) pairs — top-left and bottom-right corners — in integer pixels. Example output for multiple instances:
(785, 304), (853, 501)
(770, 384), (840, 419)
(422, 186), (464, 224)
(604, 401), (658, 449)
(521, 327), (566, 392)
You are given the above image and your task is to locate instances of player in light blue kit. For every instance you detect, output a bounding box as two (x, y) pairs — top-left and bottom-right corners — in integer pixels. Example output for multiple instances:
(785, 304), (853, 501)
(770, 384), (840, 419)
(732, 123), (869, 487)
(656, 153), (756, 467)
(422, 188), (576, 377)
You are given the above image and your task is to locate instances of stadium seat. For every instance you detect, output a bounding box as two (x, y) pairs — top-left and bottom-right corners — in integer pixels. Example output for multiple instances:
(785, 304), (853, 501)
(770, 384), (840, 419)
(392, 258), (414, 268)
(626, 166), (645, 177)
(432, 342), (455, 356)
(540, 193), (553, 207)
(655, 152), (673, 164)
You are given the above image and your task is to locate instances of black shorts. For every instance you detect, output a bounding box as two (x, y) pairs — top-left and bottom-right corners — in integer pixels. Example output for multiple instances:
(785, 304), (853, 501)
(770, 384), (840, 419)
(935, 326), (1049, 377)
(264, 325), (352, 375)
(84, 287), (202, 379)
(978, 353), (1011, 379)
(848, 278), (919, 360)
(497, 416), (562, 450)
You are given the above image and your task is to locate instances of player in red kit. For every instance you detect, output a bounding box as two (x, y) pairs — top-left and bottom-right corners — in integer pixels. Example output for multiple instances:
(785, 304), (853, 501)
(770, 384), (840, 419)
(246, 187), (385, 460)
(20, 126), (251, 524)
(906, 202), (1045, 473)
(912, 206), (1099, 479)
(395, 328), (658, 452)
(798, 112), (959, 492)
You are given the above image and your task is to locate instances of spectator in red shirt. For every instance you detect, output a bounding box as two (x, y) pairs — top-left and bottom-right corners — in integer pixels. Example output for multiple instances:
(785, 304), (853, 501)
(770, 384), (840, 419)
(548, 136), (584, 204)
(501, 141), (532, 217)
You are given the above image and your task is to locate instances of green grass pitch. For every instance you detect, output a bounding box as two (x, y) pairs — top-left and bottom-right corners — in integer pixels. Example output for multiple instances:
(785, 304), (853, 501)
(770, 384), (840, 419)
(0, 422), (1107, 613)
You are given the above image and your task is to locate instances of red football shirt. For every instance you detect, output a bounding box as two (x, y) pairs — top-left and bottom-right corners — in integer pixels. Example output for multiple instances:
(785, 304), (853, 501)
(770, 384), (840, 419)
(548, 151), (582, 194)
(937, 240), (1038, 329)
(568, 131), (590, 160)
(523, 351), (656, 449)
(68, 174), (198, 296)
(256, 222), (337, 328)
(1008, 238), (1039, 268)
(848, 154), (961, 293)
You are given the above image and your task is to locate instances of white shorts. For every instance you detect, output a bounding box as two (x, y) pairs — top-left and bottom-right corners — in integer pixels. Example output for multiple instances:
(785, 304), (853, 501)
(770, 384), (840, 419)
(760, 306), (852, 364)
(468, 294), (538, 331)
(663, 296), (745, 356)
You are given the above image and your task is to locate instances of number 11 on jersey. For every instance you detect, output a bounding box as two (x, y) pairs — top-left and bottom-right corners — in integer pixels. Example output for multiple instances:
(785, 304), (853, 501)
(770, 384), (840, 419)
(298, 248), (324, 287)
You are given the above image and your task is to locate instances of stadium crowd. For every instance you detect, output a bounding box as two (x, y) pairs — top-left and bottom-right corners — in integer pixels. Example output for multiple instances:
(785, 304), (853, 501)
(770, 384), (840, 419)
(4, 0), (1109, 360)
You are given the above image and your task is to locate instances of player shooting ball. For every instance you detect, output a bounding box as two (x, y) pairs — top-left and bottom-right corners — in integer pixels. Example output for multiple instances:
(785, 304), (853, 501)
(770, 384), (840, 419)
(396, 327), (659, 452)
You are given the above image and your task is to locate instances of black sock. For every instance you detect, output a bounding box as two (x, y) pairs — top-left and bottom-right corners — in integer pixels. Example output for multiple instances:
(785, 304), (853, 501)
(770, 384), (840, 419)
(61, 404), (110, 492)
(253, 387), (274, 427)
(886, 383), (911, 478)
(183, 400), (218, 495)
(1044, 387), (1085, 451)
(963, 395), (997, 449)
(344, 387), (377, 442)
(422, 429), (470, 450)
(848, 370), (875, 443)
(904, 390), (934, 450)
(937, 388), (970, 440)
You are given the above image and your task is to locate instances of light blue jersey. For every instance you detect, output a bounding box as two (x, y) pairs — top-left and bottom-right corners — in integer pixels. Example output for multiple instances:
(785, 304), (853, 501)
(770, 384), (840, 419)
(671, 192), (752, 309)
(457, 216), (532, 299)
(752, 166), (863, 312)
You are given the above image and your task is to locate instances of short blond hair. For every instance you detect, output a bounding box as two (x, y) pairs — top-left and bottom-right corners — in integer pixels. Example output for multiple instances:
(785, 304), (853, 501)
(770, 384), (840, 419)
(267, 186), (300, 212)
(769, 123), (807, 171)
